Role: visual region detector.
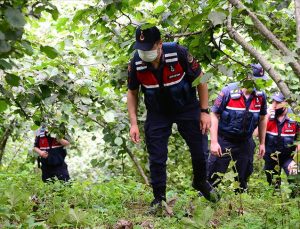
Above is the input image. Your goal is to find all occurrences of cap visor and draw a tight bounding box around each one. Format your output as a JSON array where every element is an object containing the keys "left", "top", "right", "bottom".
[
  {"left": 271, "top": 96, "right": 284, "bottom": 102},
  {"left": 133, "top": 41, "right": 154, "bottom": 51},
  {"left": 253, "top": 75, "right": 268, "bottom": 80}
]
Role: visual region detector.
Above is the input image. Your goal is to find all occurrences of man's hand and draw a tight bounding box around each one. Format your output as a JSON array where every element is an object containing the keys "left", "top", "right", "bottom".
[
  {"left": 39, "top": 151, "right": 48, "bottom": 159},
  {"left": 130, "top": 124, "right": 140, "bottom": 143},
  {"left": 288, "top": 160, "right": 298, "bottom": 175},
  {"left": 210, "top": 142, "right": 222, "bottom": 157},
  {"left": 200, "top": 112, "right": 211, "bottom": 134},
  {"left": 258, "top": 144, "right": 265, "bottom": 159}
]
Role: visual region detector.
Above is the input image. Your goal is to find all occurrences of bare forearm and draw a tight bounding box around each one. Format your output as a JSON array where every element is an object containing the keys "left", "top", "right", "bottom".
[
  {"left": 33, "top": 147, "right": 43, "bottom": 155},
  {"left": 58, "top": 139, "right": 70, "bottom": 146},
  {"left": 210, "top": 113, "right": 219, "bottom": 143},
  {"left": 258, "top": 115, "right": 267, "bottom": 144},
  {"left": 127, "top": 89, "right": 139, "bottom": 126},
  {"left": 197, "top": 82, "right": 209, "bottom": 109}
]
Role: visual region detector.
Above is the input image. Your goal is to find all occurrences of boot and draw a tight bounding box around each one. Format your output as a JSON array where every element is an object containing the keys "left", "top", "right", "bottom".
[
  {"left": 192, "top": 180, "right": 220, "bottom": 203},
  {"left": 150, "top": 186, "right": 166, "bottom": 207}
]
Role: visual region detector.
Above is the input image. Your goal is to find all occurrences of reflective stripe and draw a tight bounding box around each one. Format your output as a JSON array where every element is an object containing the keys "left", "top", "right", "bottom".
[
  {"left": 249, "top": 109, "right": 260, "bottom": 113},
  {"left": 163, "top": 72, "right": 185, "bottom": 87},
  {"left": 226, "top": 106, "right": 246, "bottom": 111},
  {"left": 165, "top": 52, "right": 177, "bottom": 57},
  {"left": 142, "top": 84, "right": 159, "bottom": 89},
  {"left": 135, "top": 61, "right": 143, "bottom": 65},
  {"left": 266, "top": 131, "right": 278, "bottom": 136},
  {"left": 137, "top": 66, "right": 147, "bottom": 71},
  {"left": 165, "top": 58, "right": 178, "bottom": 63},
  {"left": 281, "top": 133, "right": 296, "bottom": 137},
  {"left": 40, "top": 145, "right": 63, "bottom": 150}
]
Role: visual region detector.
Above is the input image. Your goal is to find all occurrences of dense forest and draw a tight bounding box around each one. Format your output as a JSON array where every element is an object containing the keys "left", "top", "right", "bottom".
[{"left": 0, "top": 0, "right": 300, "bottom": 228}]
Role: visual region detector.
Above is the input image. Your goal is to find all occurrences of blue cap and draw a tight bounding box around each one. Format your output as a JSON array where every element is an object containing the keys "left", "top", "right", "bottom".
[
  {"left": 36, "top": 126, "right": 47, "bottom": 137},
  {"left": 133, "top": 26, "right": 161, "bottom": 51},
  {"left": 251, "top": 63, "right": 268, "bottom": 80},
  {"left": 272, "top": 92, "right": 285, "bottom": 102}
]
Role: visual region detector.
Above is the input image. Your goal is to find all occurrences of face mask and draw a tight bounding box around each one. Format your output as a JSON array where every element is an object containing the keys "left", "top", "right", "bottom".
[
  {"left": 137, "top": 49, "right": 158, "bottom": 62},
  {"left": 275, "top": 107, "right": 285, "bottom": 117}
]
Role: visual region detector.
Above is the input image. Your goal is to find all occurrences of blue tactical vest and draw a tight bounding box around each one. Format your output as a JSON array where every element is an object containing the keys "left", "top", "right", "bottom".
[
  {"left": 133, "top": 42, "right": 197, "bottom": 113},
  {"left": 265, "top": 116, "right": 297, "bottom": 153},
  {"left": 218, "top": 83, "right": 264, "bottom": 138}
]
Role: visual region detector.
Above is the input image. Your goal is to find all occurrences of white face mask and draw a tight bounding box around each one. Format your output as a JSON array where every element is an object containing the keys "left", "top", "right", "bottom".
[{"left": 137, "top": 49, "right": 158, "bottom": 62}]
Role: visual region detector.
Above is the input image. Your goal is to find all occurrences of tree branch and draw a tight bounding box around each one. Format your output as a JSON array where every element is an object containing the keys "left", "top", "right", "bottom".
[
  {"left": 0, "top": 119, "right": 15, "bottom": 164},
  {"left": 210, "top": 29, "right": 247, "bottom": 67},
  {"left": 125, "top": 145, "right": 150, "bottom": 186},
  {"left": 227, "top": 3, "right": 298, "bottom": 113},
  {"left": 229, "top": 0, "right": 300, "bottom": 78},
  {"left": 0, "top": 84, "right": 30, "bottom": 119},
  {"left": 165, "top": 30, "right": 203, "bottom": 39}
]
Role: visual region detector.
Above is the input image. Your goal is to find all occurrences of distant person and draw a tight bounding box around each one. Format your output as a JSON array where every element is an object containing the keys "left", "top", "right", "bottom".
[
  {"left": 264, "top": 92, "right": 300, "bottom": 196},
  {"left": 33, "top": 125, "right": 70, "bottom": 182}
]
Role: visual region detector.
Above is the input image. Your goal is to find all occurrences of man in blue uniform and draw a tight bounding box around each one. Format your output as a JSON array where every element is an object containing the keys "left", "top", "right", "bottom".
[
  {"left": 264, "top": 92, "right": 300, "bottom": 194},
  {"left": 34, "top": 126, "right": 70, "bottom": 182},
  {"left": 208, "top": 64, "right": 268, "bottom": 191},
  {"left": 127, "top": 26, "right": 217, "bottom": 206}
]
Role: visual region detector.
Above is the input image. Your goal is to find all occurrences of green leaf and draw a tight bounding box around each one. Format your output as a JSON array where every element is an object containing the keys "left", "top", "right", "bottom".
[
  {"left": 0, "top": 40, "right": 11, "bottom": 53},
  {"left": 153, "top": 5, "right": 166, "bottom": 14},
  {"left": 103, "top": 111, "right": 115, "bottom": 123},
  {"left": 0, "top": 100, "right": 8, "bottom": 112},
  {"left": 46, "top": 7, "right": 59, "bottom": 20},
  {"left": 208, "top": 11, "right": 226, "bottom": 26},
  {"left": 39, "top": 85, "right": 51, "bottom": 98},
  {"left": 21, "top": 41, "right": 34, "bottom": 56},
  {"left": 201, "top": 73, "right": 213, "bottom": 83},
  {"left": 0, "top": 31, "right": 5, "bottom": 40},
  {"left": 141, "top": 23, "right": 156, "bottom": 30},
  {"left": 192, "top": 77, "right": 201, "bottom": 87},
  {"left": 5, "top": 74, "right": 20, "bottom": 86},
  {"left": 244, "top": 16, "right": 253, "bottom": 25},
  {"left": 0, "top": 59, "right": 12, "bottom": 69},
  {"left": 56, "top": 18, "right": 69, "bottom": 31},
  {"left": 4, "top": 8, "right": 26, "bottom": 28},
  {"left": 114, "top": 137, "right": 123, "bottom": 146},
  {"left": 40, "top": 45, "right": 59, "bottom": 59}
]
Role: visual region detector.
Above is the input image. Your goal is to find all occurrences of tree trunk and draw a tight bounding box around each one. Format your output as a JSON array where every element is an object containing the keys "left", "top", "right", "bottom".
[
  {"left": 229, "top": 0, "right": 300, "bottom": 78},
  {"left": 0, "top": 120, "right": 14, "bottom": 164},
  {"left": 227, "top": 3, "right": 298, "bottom": 114}
]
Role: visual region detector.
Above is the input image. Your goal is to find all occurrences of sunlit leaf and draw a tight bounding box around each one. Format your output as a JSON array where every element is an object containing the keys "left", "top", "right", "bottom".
[
  {"left": 0, "top": 100, "right": 8, "bottom": 112},
  {"left": 103, "top": 111, "right": 115, "bottom": 123},
  {"left": 208, "top": 11, "right": 226, "bottom": 26},
  {"left": 153, "top": 5, "right": 166, "bottom": 14},
  {"left": 114, "top": 137, "right": 123, "bottom": 146}
]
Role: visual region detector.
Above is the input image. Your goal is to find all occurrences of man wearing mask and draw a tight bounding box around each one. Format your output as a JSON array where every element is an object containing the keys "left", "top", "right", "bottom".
[
  {"left": 34, "top": 125, "right": 70, "bottom": 182},
  {"left": 208, "top": 63, "right": 268, "bottom": 192},
  {"left": 127, "top": 26, "right": 217, "bottom": 206},
  {"left": 264, "top": 92, "right": 300, "bottom": 195}
]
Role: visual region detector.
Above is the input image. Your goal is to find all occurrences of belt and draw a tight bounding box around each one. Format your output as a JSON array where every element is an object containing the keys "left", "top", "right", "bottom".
[{"left": 219, "top": 132, "right": 249, "bottom": 143}]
